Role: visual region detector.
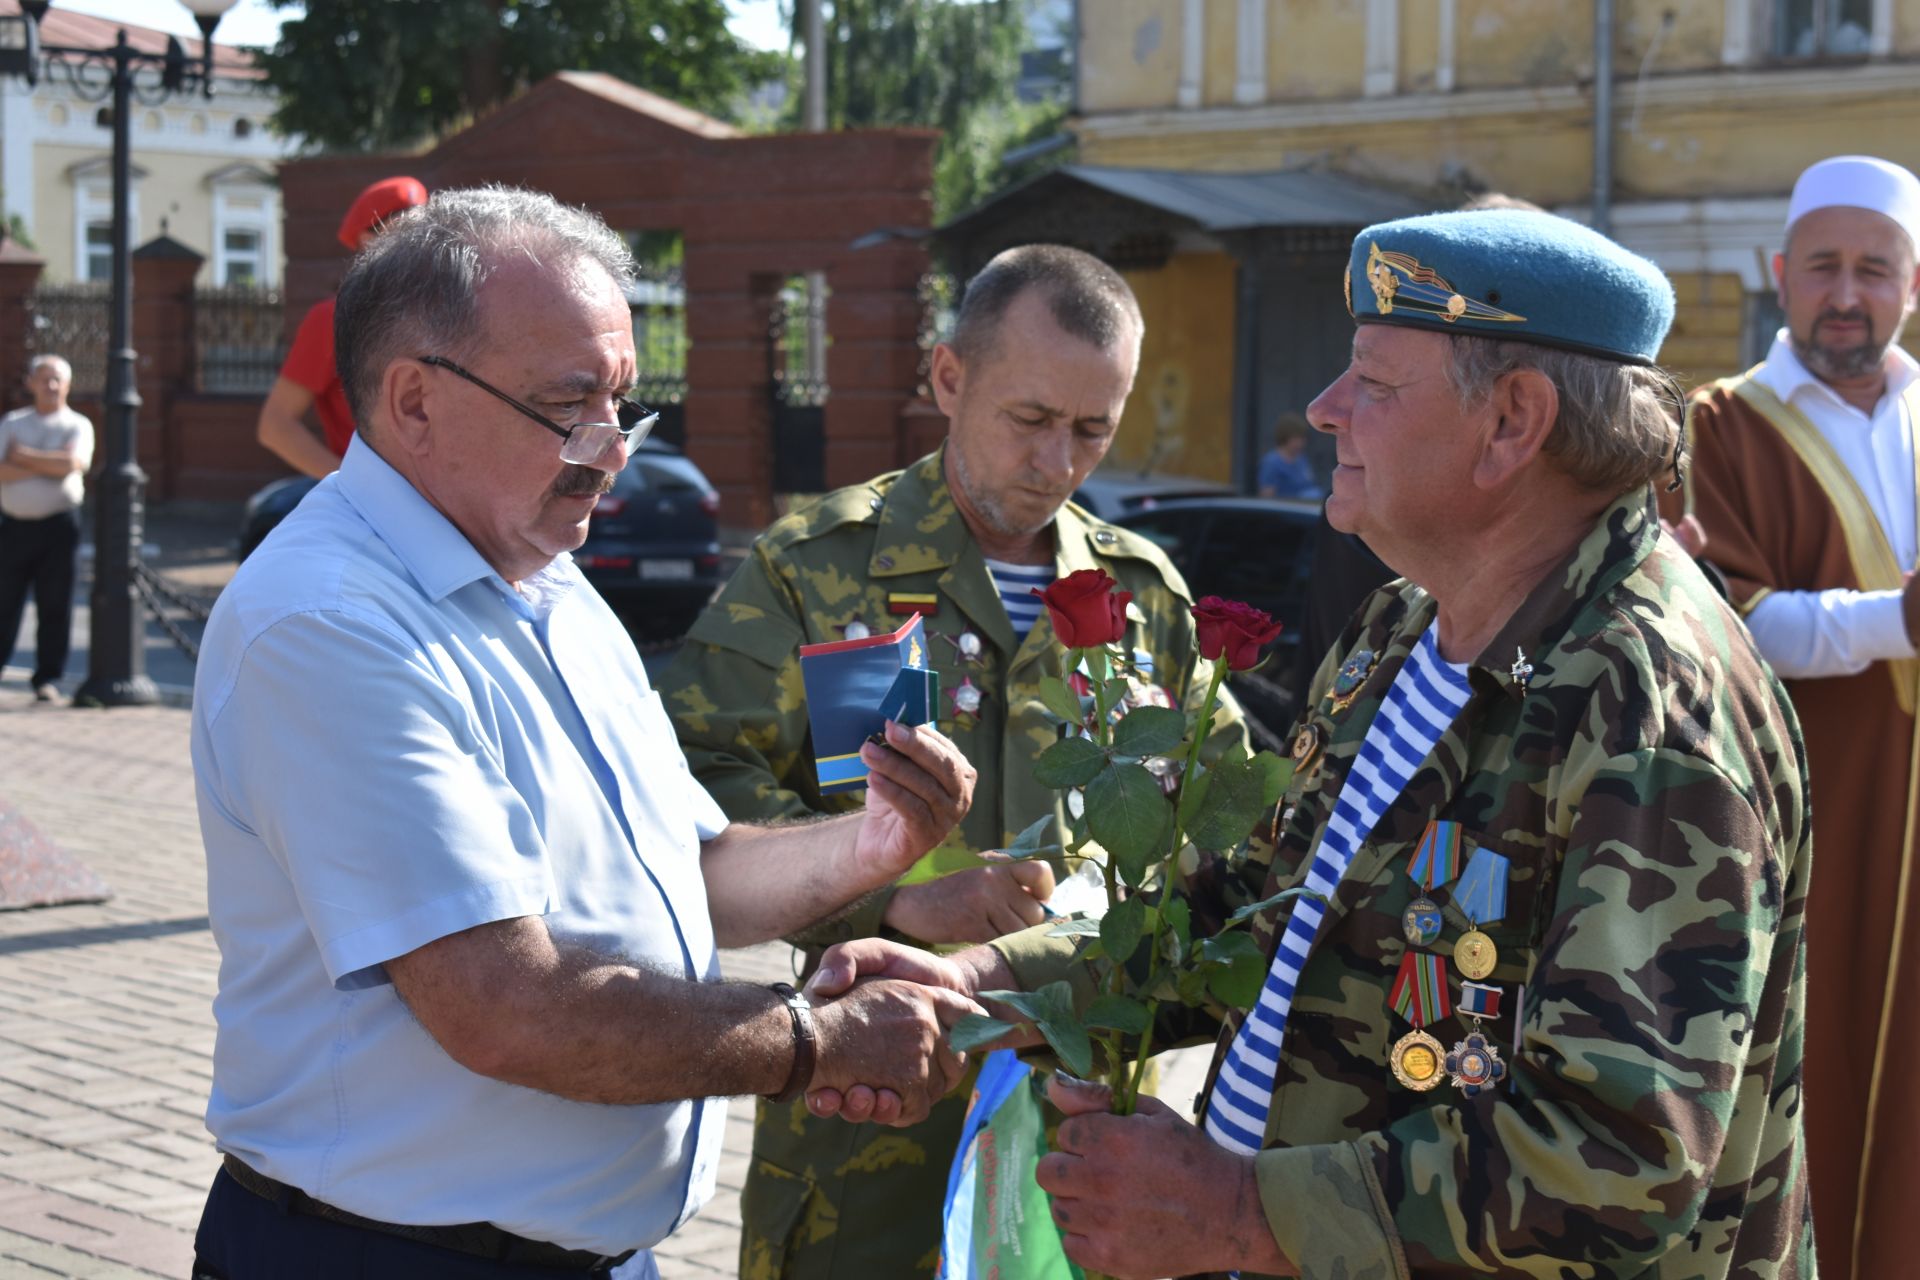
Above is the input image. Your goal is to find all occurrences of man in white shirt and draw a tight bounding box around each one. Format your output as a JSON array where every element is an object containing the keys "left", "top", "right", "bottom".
[
  {"left": 1672, "top": 153, "right": 1920, "bottom": 1280},
  {"left": 0, "top": 355, "right": 93, "bottom": 704},
  {"left": 189, "top": 186, "right": 983, "bottom": 1279}
]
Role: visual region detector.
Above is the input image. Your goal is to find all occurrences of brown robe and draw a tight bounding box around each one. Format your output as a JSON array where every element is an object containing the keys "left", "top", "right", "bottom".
[{"left": 1669, "top": 369, "right": 1920, "bottom": 1280}]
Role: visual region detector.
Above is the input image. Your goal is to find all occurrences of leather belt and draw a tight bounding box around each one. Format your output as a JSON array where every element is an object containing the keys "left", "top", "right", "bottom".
[{"left": 220, "top": 1154, "right": 636, "bottom": 1272}]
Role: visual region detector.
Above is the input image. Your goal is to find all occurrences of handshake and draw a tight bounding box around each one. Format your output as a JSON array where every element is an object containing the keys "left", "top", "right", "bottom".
[{"left": 792, "top": 937, "right": 1012, "bottom": 1126}]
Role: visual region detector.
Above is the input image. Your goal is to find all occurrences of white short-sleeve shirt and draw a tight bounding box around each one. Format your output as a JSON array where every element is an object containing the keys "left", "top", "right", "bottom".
[{"left": 192, "top": 436, "right": 729, "bottom": 1256}]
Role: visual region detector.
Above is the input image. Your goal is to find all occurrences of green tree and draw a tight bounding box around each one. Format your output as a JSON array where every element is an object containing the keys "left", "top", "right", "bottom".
[
  {"left": 787, "top": 0, "right": 1070, "bottom": 219},
  {"left": 255, "top": 0, "right": 784, "bottom": 152}
]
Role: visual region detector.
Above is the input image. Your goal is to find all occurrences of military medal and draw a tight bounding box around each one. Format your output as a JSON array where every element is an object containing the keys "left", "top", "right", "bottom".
[
  {"left": 1452, "top": 846, "right": 1510, "bottom": 982},
  {"left": 1402, "top": 821, "right": 1461, "bottom": 946},
  {"left": 1402, "top": 898, "right": 1443, "bottom": 946},
  {"left": 941, "top": 628, "right": 987, "bottom": 666},
  {"left": 1444, "top": 1031, "right": 1508, "bottom": 1097},
  {"left": 1328, "top": 648, "right": 1377, "bottom": 714},
  {"left": 835, "top": 618, "right": 871, "bottom": 641},
  {"left": 1454, "top": 930, "right": 1498, "bottom": 980},
  {"left": 946, "top": 676, "right": 985, "bottom": 727},
  {"left": 1290, "top": 723, "right": 1324, "bottom": 777},
  {"left": 1388, "top": 952, "right": 1451, "bottom": 1092},
  {"left": 1390, "top": 1029, "right": 1446, "bottom": 1091}
]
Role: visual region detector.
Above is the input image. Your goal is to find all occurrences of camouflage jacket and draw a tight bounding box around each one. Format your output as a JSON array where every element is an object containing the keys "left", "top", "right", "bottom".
[
  {"left": 997, "top": 490, "right": 1816, "bottom": 1279},
  {"left": 659, "top": 448, "right": 1248, "bottom": 946}
]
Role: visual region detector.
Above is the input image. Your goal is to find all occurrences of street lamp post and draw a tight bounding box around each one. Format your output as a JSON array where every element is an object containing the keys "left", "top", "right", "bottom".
[{"left": 0, "top": 0, "right": 238, "bottom": 706}]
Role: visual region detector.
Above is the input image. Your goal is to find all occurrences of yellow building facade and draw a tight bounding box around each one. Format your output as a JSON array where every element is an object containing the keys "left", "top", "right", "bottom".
[{"left": 1068, "top": 0, "right": 1920, "bottom": 482}]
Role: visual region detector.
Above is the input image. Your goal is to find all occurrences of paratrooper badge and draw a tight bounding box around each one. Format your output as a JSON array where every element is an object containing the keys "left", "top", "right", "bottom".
[{"left": 1329, "top": 649, "right": 1377, "bottom": 715}]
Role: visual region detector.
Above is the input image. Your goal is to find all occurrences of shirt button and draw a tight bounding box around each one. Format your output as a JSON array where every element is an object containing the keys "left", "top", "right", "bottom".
[{"left": 1094, "top": 530, "right": 1116, "bottom": 545}]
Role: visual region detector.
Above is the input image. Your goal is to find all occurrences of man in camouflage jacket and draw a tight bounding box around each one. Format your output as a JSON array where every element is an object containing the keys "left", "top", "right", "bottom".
[
  {"left": 657, "top": 246, "right": 1247, "bottom": 1280},
  {"left": 813, "top": 211, "right": 1816, "bottom": 1278}
]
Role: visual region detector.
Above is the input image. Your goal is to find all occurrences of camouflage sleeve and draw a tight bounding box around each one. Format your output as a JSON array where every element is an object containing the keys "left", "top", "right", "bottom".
[
  {"left": 1255, "top": 747, "right": 1792, "bottom": 1278},
  {"left": 658, "top": 544, "right": 895, "bottom": 947}
]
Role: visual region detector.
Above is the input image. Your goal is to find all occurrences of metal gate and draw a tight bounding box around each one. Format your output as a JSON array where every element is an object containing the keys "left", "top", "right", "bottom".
[
  {"left": 769, "top": 275, "right": 827, "bottom": 494},
  {"left": 630, "top": 272, "right": 689, "bottom": 448}
]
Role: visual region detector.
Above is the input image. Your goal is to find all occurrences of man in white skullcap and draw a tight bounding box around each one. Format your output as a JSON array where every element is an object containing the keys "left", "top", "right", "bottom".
[{"left": 1668, "top": 154, "right": 1920, "bottom": 1280}]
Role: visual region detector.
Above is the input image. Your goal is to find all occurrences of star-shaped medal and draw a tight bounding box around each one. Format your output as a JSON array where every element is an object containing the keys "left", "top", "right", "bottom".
[
  {"left": 941, "top": 628, "right": 987, "bottom": 666},
  {"left": 946, "top": 676, "right": 985, "bottom": 727},
  {"left": 836, "top": 618, "right": 871, "bottom": 641}
]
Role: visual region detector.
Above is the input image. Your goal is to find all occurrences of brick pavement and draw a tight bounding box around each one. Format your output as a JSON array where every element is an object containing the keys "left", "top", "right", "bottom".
[{"left": 0, "top": 669, "right": 1210, "bottom": 1280}]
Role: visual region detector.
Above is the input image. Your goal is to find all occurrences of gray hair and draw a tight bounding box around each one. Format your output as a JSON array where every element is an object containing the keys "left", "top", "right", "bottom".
[
  {"left": 27, "top": 354, "right": 71, "bottom": 380},
  {"left": 334, "top": 185, "right": 635, "bottom": 436},
  {"left": 950, "top": 243, "right": 1142, "bottom": 364},
  {"left": 1444, "top": 335, "right": 1684, "bottom": 494}
]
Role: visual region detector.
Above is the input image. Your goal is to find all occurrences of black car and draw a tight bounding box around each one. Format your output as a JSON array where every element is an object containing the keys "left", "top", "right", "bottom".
[
  {"left": 1070, "top": 470, "right": 1233, "bottom": 522},
  {"left": 238, "top": 441, "right": 725, "bottom": 640},
  {"left": 1113, "top": 496, "right": 1322, "bottom": 753},
  {"left": 574, "top": 439, "right": 727, "bottom": 639}
]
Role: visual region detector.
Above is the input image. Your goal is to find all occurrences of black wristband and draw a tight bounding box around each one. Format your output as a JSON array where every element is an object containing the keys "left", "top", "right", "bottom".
[{"left": 767, "top": 981, "right": 816, "bottom": 1104}]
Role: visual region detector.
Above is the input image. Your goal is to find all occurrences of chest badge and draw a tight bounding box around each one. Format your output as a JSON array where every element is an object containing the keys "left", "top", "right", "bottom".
[
  {"left": 1329, "top": 648, "right": 1377, "bottom": 714},
  {"left": 942, "top": 627, "right": 988, "bottom": 667},
  {"left": 947, "top": 675, "right": 985, "bottom": 728},
  {"left": 1289, "top": 722, "right": 1324, "bottom": 777},
  {"left": 836, "top": 618, "right": 871, "bottom": 641},
  {"left": 1510, "top": 646, "right": 1534, "bottom": 693},
  {"left": 1445, "top": 1031, "right": 1508, "bottom": 1097}
]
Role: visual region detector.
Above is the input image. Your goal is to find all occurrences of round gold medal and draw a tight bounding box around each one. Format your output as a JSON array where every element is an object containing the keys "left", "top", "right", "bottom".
[
  {"left": 1390, "top": 1029, "right": 1445, "bottom": 1091},
  {"left": 1454, "top": 929, "right": 1498, "bottom": 980}
]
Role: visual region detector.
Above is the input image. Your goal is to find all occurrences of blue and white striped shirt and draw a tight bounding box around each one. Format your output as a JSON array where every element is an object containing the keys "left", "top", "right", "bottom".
[
  {"left": 986, "top": 558, "right": 1054, "bottom": 640},
  {"left": 1203, "top": 625, "right": 1472, "bottom": 1156}
]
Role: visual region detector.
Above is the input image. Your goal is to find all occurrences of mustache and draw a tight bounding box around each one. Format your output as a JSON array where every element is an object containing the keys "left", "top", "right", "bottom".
[
  {"left": 1814, "top": 308, "right": 1874, "bottom": 334},
  {"left": 552, "top": 464, "right": 615, "bottom": 499}
]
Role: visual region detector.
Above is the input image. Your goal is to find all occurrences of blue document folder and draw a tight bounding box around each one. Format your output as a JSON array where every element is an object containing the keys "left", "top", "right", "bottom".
[{"left": 799, "top": 614, "right": 940, "bottom": 794}]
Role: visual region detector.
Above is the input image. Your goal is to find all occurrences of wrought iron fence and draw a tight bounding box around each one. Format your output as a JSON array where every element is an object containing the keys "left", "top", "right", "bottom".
[
  {"left": 25, "top": 283, "right": 110, "bottom": 395},
  {"left": 195, "top": 284, "right": 285, "bottom": 394},
  {"left": 915, "top": 271, "right": 958, "bottom": 398},
  {"left": 773, "top": 275, "right": 829, "bottom": 408},
  {"left": 629, "top": 276, "right": 689, "bottom": 406}
]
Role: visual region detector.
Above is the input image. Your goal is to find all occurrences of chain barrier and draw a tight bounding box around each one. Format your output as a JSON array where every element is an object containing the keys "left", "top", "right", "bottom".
[{"left": 131, "top": 563, "right": 214, "bottom": 663}]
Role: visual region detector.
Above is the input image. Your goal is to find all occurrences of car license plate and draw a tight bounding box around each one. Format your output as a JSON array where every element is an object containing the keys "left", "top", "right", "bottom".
[{"left": 640, "top": 559, "right": 695, "bottom": 581}]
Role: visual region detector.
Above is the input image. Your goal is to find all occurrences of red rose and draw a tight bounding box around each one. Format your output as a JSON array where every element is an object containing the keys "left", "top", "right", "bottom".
[
  {"left": 1034, "top": 569, "right": 1132, "bottom": 648},
  {"left": 1191, "top": 597, "right": 1283, "bottom": 671}
]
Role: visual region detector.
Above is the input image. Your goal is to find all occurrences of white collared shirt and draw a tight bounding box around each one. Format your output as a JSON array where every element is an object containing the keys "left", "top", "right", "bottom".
[
  {"left": 1742, "top": 331, "right": 1920, "bottom": 678},
  {"left": 192, "top": 436, "right": 728, "bottom": 1255}
]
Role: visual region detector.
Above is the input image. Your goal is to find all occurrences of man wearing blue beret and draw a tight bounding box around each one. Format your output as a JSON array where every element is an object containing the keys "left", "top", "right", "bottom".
[
  {"left": 1666, "top": 154, "right": 1920, "bottom": 1280},
  {"left": 811, "top": 209, "right": 1818, "bottom": 1278}
]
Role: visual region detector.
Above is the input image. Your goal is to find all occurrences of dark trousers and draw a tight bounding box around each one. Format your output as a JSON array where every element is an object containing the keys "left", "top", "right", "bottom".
[
  {"left": 0, "top": 508, "right": 79, "bottom": 686},
  {"left": 192, "top": 1166, "right": 655, "bottom": 1279}
]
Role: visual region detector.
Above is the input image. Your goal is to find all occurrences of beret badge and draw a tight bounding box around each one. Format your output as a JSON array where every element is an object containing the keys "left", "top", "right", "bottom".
[{"left": 1364, "top": 243, "right": 1527, "bottom": 327}]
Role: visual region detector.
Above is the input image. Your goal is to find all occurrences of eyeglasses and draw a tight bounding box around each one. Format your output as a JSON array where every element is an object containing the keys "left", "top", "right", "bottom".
[{"left": 419, "top": 355, "right": 659, "bottom": 466}]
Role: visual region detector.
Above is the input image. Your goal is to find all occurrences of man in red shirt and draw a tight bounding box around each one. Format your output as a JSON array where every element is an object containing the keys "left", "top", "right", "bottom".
[{"left": 254, "top": 176, "right": 427, "bottom": 476}]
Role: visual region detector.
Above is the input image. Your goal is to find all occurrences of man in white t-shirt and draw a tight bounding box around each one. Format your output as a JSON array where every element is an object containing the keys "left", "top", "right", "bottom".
[{"left": 0, "top": 355, "right": 94, "bottom": 703}]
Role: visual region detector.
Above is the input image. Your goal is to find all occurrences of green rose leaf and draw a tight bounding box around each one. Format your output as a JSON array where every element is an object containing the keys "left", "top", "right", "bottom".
[
  {"left": 1086, "top": 762, "right": 1172, "bottom": 886},
  {"left": 1164, "top": 896, "right": 1192, "bottom": 953},
  {"left": 1206, "top": 953, "right": 1267, "bottom": 1009},
  {"left": 1226, "top": 886, "right": 1318, "bottom": 926},
  {"left": 1256, "top": 750, "right": 1293, "bottom": 807},
  {"left": 950, "top": 1014, "right": 1021, "bottom": 1055},
  {"left": 1201, "top": 931, "right": 1264, "bottom": 965},
  {"left": 1110, "top": 706, "right": 1187, "bottom": 758},
  {"left": 980, "top": 982, "right": 1091, "bottom": 1077},
  {"left": 1176, "top": 761, "right": 1213, "bottom": 829},
  {"left": 1100, "top": 895, "right": 1147, "bottom": 967},
  {"left": 1034, "top": 736, "right": 1108, "bottom": 789},
  {"left": 1175, "top": 966, "right": 1211, "bottom": 1005},
  {"left": 1185, "top": 754, "right": 1270, "bottom": 850},
  {"left": 1039, "top": 675, "right": 1087, "bottom": 726},
  {"left": 1086, "top": 993, "right": 1152, "bottom": 1034},
  {"left": 1003, "top": 813, "right": 1061, "bottom": 861}
]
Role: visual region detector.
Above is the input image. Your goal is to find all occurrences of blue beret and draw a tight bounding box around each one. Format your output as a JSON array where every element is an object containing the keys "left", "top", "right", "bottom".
[{"left": 1344, "top": 209, "right": 1676, "bottom": 365}]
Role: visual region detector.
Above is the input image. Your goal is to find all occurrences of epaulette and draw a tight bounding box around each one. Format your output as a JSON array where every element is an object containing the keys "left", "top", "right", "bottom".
[{"left": 757, "top": 469, "right": 905, "bottom": 555}]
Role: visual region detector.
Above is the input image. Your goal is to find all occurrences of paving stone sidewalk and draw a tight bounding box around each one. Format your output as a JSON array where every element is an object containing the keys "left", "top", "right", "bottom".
[{"left": 0, "top": 524, "right": 1212, "bottom": 1279}]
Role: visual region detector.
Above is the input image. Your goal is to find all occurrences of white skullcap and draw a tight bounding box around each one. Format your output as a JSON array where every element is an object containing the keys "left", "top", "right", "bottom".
[{"left": 1786, "top": 155, "right": 1920, "bottom": 250}]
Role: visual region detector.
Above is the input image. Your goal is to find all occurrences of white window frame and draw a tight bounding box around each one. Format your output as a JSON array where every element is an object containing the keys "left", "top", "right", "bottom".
[
  {"left": 208, "top": 167, "right": 280, "bottom": 288},
  {"left": 72, "top": 173, "right": 138, "bottom": 283}
]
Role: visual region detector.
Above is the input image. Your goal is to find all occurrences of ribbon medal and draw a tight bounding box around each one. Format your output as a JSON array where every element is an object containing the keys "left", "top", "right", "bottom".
[
  {"left": 1388, "top": 955, "right": 1451, "bottom": 1092},
  {"left": 1448, "top": 981, "right": 1508, "bottom": 1097},
  {"left": 1402, "top": 820, "right": 1462, "bottom": 946},
  {"left": 1452, "top": 846, "right": 1510, "bottom": 982}
]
